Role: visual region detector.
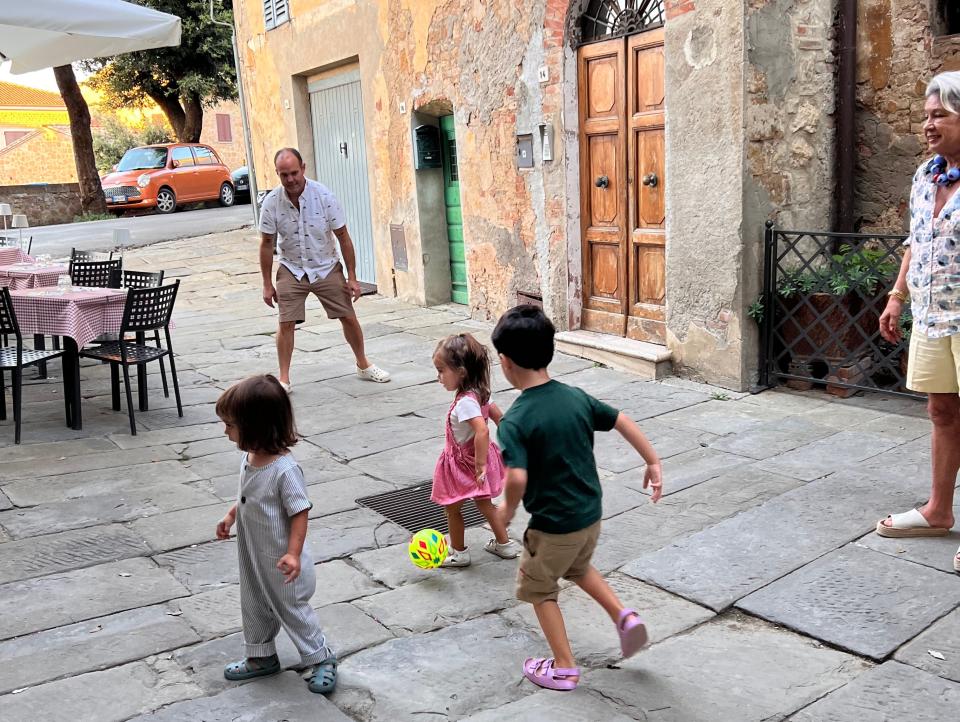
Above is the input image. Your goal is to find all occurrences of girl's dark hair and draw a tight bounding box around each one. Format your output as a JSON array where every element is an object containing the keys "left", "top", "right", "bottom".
[
  {"left": 434, "top": 333, "right": 492, "bottom": 404},
  {"left": 215, "top": 374, "right": 299, "bottom": 454}
]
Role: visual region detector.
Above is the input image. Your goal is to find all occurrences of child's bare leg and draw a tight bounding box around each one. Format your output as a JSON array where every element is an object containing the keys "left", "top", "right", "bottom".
[
  {"left": 474, "top": 498, "right": 510, "bottom": 544},
  {"left": 573, "top": 566, "right": 629, "bottom": 623},
  {"left": 445, "top": 502, "right": 466, "bottom": 550},
  {"left": 533, "top": 600, "right": 578, "bottom": 679}
]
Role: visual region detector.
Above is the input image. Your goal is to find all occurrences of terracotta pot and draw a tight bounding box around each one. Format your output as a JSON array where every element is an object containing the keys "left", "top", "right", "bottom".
[{"left": 778, "top": 292, "right": 880, "bottom": 362}]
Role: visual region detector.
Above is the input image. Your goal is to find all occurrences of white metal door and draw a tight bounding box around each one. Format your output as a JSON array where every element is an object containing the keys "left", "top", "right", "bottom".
[{"left": 309, "top": 73, "right": 376, "bottom": 284}]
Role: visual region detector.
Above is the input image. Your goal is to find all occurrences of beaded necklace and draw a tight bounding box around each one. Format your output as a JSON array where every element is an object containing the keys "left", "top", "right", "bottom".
[{"left": 927, "top": 154, "right": 960, "bottom": 186}]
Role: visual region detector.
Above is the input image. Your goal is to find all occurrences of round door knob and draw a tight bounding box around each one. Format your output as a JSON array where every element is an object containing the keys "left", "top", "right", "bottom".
[
  {"left": 594, "top": 175, "right": 609, "bottom": 189},
  {"left": 642, "top": 173, "right": 658, "bottom": 187}
]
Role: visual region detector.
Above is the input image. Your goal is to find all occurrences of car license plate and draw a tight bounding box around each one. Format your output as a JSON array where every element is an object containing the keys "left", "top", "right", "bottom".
[
  {"left": 237, "top": 182, "right": 247, "bottom": 190},
  {"left": 111, "top": 195, "right": 126, "bottom": 203}
]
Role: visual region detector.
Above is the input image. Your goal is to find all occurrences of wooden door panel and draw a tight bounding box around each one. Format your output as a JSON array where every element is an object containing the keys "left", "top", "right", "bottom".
[
  {"left": 579, "top": 38, "right": 627, "bottom": 331},
  {"left": 626, "top": 28, "right": 666, "bottom": 343}
]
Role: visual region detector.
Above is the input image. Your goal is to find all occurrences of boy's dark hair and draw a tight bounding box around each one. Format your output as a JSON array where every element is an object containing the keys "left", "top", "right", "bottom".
[
  {"left": 434, "top": 333, "right": 492, "bottom": 404},
  {"left": 215, "top": 374, "right": 299, "bottom": 454},
  {"left": 491, "top": 304, "right": 555, "bottom": 370}
]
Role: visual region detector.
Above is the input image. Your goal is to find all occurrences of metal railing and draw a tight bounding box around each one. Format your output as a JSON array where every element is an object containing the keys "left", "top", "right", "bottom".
[{"left": 758, "top": 221, "right": 921, "bottom": 398}]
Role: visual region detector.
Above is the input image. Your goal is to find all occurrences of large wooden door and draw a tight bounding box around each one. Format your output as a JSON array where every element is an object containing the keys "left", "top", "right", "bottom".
[{"left": 578, "top": 28, "right": 666, "bottom": 342}]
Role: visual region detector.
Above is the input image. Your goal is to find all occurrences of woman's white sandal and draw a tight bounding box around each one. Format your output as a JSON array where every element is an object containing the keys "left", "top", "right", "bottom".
[{"left": 357, "top": 364, "right": 390, "bottom": 383}]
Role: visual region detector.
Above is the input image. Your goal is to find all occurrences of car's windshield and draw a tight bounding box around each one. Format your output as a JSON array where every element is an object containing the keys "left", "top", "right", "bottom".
[{"left": 117, "top": 147, "right": 168, "bottom": 171}]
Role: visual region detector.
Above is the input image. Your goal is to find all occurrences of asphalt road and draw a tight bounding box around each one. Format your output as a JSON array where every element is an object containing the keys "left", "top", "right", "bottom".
[{"left": 22, "top": 204, "right": 255, "bottom": 259}]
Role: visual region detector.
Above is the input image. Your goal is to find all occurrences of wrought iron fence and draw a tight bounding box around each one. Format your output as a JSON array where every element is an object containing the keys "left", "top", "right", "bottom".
[{"left": 758, "top": 221, "right": 921, "bottom": 398}]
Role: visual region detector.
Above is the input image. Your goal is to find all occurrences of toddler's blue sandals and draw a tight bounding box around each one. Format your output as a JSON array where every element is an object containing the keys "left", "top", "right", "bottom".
[
  {"left": 223, "top": 654, "right": 281, "bottom": 680},
  {"left": 304, "top": 655, "right": 338, "bottom": 694}
]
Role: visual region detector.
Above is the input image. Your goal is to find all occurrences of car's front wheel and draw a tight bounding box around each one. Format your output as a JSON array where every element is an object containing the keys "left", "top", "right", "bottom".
[
  {"left": 156, "top": 187, "right": 177, "bottom": 214},
  {"left": 219, "top": 182, "right": 235, "bottom": 207}
]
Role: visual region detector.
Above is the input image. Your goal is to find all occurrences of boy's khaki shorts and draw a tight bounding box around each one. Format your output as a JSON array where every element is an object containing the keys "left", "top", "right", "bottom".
[
  {"left": 276, "top": 263, "right": 354, "bottom": 324},
  {"left": 906, "top": 329, "right": 960, "bottom": 394},
  {"left": 516, "top": 521, "right": 601, "bottom": 605}
]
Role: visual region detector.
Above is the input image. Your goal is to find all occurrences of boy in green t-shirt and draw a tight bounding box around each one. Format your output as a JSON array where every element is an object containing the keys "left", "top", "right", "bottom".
[{"left": 493, "top": 305, "right": 663, "bottom": 692}]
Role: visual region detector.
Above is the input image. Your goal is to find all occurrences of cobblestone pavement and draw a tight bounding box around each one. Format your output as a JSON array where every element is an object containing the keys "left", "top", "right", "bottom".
[{"left": 1, "top": 230, "right": 959, "bottom": 721}]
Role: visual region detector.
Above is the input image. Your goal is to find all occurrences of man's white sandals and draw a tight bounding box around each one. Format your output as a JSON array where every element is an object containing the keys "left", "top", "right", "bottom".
[
  {"left": 357, "top": 364, "right": 390, "bottom": 383},
  {"left": 875, "top": 508, "right": 950, "bottom": 538},
  {"left": 278, "top": 380, "right": 292, "bottom": 394}
]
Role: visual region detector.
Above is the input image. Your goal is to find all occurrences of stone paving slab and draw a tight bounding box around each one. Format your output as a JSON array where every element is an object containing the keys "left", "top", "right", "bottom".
[
  {"left": 706, "top": 414, "right": 837, "bottom": 460},
  {"left": 304, "top": 508, "right": 409, "bottom": 563},
  {"left": 294, "top": 381, "right": 451, "bottom": 435},
  {"left": 620, "top": 472, "right": 933, "bottom": 611},
  {"left": 347, "top": 436, "right": 446, "bottom": 485},
  {"left": 593, "top": 418, "right": 719, "bottom": 473},
  {"left": 0, "top": 489, "right": 10, "bottom": 512},
  {"left": 500, "top": 573, "right": 714, "bottom": 667},
  {"left": 894, "top": 608, "right": 960, "bottom": 683},
  {"left": 332, "top": 615, "right": 540, "bottom": 721},
  {"left": 0, "top": 523, "right": 151, "bottom": 584},
  {"left": 108, "top": 422, "right": 224, "bottom": 450},
  {"left": 756, "top": 430, "right": 900, "bottom": 481},
  {"left": 463, "top": 689, "right": 637, "bottom": 722},
  {"left": 737, "top": 545, "right": 960, "bottom": 660},
  {"left": 0, "top": 483, "right": 221, "bottom": 539},
  {"left": 130, "top": 500, "right": 236, "bottom": 552},
  {"left": 654, "top": 396, "right": 795, "bottom": 435},
  {"left": 309, "top": 414, "right": 442, "bottom": 461},
  {"left": 856, "top": 528, "right": 960, "bottom": 574},
  {"left": 0, "top": 659, "right": 202, "bottom": 722},
  {"left": 154, "top": 540, "right": 238, "bottom": 594},
  {"left": 788, "top": 661, "right": 960, "bottom": 721},
  {"left": 0, "top": 604, "right": 200, "bottom": 694},
  {"left": 1, "top": 460, "right": 201, "bottom": 507},
  {"left": 128, "top": 670, "right": 351, "bottom": 721},
  {"left": 644, "top": 446, "right": 754, "bottom": 495},
  {"left": 0, "top": 445, "right": 180, "bottom": 482},
  {"left": 353, "top": 559, "right": 519, "bottom": 635},
  {"left": 584, "top": 613, "right": 869, "bottom": 722},
  {"left": 0, "top": 557, "right": 189, "bottom": 641},
  {"left": 0, "top": 436, "right": 118, "bottom": 462}
]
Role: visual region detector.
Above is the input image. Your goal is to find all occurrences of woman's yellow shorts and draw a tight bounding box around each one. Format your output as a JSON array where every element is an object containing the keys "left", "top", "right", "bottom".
[{"left": 907, "top": 329, "right": 960, "bottom": 394}]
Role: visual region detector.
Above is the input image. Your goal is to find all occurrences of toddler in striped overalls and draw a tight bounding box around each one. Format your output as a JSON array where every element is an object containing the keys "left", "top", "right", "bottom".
[{"left": 214, "top": 374, "right": 338, "bottom": 694}]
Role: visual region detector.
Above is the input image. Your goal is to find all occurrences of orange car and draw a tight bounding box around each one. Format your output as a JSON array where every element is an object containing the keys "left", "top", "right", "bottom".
[{"left": 100, "top": 143, "right": 235, "bottom": 215}]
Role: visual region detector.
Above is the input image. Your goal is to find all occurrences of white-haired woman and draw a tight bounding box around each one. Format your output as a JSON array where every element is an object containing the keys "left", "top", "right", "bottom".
[{"left": 878, "top": 71, "right": 960, "bottom": 572}]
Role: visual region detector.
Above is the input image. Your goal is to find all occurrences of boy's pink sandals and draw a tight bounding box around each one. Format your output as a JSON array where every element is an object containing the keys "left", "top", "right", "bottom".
[{"left": 523, "top": 608, "right": 648, "bottom": 692}]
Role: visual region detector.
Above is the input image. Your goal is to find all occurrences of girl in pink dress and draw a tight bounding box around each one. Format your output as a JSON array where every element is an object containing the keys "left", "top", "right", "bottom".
[{"left": 432, "top": 333, "right": 520, "bottom": 567}]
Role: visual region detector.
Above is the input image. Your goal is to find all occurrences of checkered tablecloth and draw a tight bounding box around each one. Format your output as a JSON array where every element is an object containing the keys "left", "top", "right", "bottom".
[
  {"left": 0, "top": 263, "right": 69, "bottom": 290},
  {"left": 10, "top": 287, "right": 127, "bottom": 348},
  {"left": 0, "top": 247, "right": 31, "bottom": 265}
]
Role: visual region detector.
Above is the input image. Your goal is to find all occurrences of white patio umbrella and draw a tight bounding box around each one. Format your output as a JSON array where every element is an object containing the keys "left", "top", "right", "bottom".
[{"left": 0, "top": 0, "right": 181, "bottom": 74}]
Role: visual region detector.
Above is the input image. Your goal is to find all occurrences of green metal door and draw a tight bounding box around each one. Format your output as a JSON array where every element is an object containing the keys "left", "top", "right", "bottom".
[{"left": 441, "top": 115, "right": 467, "bottom": 304}]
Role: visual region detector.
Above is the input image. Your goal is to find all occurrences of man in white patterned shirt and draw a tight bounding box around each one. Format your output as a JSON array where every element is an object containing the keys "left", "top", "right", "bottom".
[{"left": 259, "top": 148, "right": 389, "bottom": 391}]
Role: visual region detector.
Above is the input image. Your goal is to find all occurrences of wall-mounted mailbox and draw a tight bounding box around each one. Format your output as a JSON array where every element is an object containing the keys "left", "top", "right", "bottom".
[
  {"left": 414, "top": 124, "right": 442, "bottom": 169},
  {"left": 517, "top": 134, "right": 534, "bottom": 168}
]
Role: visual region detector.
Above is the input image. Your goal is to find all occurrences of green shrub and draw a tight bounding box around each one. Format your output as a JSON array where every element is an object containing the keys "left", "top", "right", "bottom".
[{"left": 93, "top": 117, "right": 173, "bottom": 174}]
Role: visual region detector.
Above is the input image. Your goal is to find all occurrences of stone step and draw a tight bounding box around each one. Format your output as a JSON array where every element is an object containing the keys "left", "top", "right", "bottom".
[{"left": 555, "top": 330, "right": 672, "bottom": 379}]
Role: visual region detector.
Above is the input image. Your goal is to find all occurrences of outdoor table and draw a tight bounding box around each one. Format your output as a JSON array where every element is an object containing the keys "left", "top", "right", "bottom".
[
  {"left": 9, "top": 286, "right": 127, "bottom": 430},
  {"left": 0, "top": 262, "right": 69, "bottom": 290},
  {"left": 0, "top": 247, "right": 31, "bottom": 265}
]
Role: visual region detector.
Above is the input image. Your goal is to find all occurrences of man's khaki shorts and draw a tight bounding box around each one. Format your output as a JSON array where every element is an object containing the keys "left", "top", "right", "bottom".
[
  {"left": 906, "top": 329, "right": 960, "bottom": 394},
  {"left": 516, "top": 520, "right": 601, "bottom": 605},
  {"left": 276, "top": 263, "right": 354, "bottom": 324}
]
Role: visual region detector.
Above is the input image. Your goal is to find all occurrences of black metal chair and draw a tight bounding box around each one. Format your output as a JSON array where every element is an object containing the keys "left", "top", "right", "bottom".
[
  {"left": 80, "top": 280, "right": 182, "bottom": 435},
  {"left": 0, "top": 288, "right": 69, "bottom": 444},
  {"left": 106, "top": 268, "right": 168, "bottom": 398},
  {"left": 70, "top": 247, "right": 113, "bottom": 265},
  {"left": 70, "top": 258, "right": 123, "bottom": 288}
]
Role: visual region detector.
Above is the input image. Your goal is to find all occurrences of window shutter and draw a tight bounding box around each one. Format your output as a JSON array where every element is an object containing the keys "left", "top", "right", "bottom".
[
  {"left": 216, "top": 114, "right": 232, "bottom": 143},
  {"left": 274, "top": 0, "right": 289, "bottom": 26},
  {"left": 263, "top": 0, "right": 275, "bottom": 30}
]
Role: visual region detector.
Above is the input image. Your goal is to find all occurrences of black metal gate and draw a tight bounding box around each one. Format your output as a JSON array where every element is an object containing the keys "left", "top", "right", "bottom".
[{"left": 758, "top": 221, "right": 921, "bottom": 398}]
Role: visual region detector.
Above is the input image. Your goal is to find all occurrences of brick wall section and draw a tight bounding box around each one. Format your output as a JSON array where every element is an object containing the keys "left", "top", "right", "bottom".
[
  {"left": 0, "top": 183, "right": 82, "bottom": 227},
  {"left": 856, "top": 0, "right": 960, "bottom": 232},
  {"left": 0, "top": 127, "right": 78, "bottom": 186},
  {"left": 200, "top": 100, "right": 247, "bottom": 171},
  {"left": 665, "top": 0, "right": 695, "bottom": 19}
]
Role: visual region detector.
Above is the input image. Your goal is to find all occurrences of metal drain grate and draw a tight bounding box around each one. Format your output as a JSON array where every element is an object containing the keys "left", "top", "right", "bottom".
[{"left": 355, "top": 482, "right": 486, "bottom": 534}]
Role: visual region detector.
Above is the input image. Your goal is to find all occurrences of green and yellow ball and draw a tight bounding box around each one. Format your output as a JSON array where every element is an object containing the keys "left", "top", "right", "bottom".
[{"left": 408, "top": 528, "right": 448, "bottom": 569}]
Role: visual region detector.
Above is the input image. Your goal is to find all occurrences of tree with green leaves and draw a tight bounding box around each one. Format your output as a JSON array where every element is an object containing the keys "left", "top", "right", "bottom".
[{"left": 84, "top": 0, "right": 236, "bottom": 142}]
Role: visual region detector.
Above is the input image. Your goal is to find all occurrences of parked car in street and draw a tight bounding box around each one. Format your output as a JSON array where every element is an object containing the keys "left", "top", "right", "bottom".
[
  {"left": 100, "top": 143, "right": 235, "bottom": 215},
  {"left": 231, "top": 165, "right": 250, "bottom": 203}
]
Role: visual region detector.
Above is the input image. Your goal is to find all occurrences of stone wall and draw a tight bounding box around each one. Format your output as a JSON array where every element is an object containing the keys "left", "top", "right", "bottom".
[
  {"left": 0, "top": 183, "right": 83, "bottom": 227},
  {"left": 200, "top": 100, "right": 247, "bottom": 171},
  {"left": 0, "top": 126, "right": 78, "bottom": 186},
  {"left": 856, "top": 0, "right": 960, "bottom": 232}
]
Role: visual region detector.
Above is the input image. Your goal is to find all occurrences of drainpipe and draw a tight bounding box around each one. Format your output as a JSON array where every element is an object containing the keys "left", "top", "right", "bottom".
[
  {"left": 835, "top": 0, "right": 857, "bottom": 235},
  {"left": 211, "top": 0, "right": 260, "bottom": 227}
]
